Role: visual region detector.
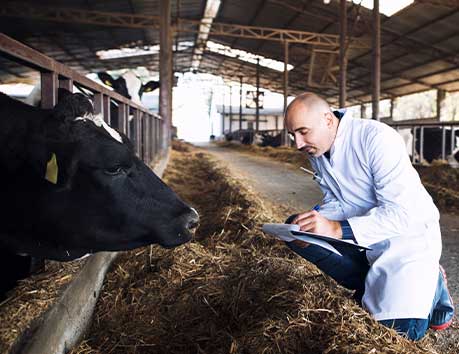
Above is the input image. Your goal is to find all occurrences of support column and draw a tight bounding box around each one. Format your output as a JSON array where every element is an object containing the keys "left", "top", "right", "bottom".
[
  {"left": 41, "top": 72, "right": 58, "bottom": 109},
  {"left": 437, "top": 89, "right": 446, "bottom": 121},
  {"left": 256, "top": 58, "right": 260, "bottom": 132},
  {"left": 159, "top": 0, "right": 172, "bottom": 151},
  {"left": 229, "top": 85, "right": 233, "bottom": 133},
  {"left": 390, "top": 98, "right": 394, "bottom": 119},
  {"left": 59, "top": 78, "right": 73, "bottom": 92},
  {"left": 239, "top": 76, "right": 243, "bottom": 131},
  {"left": 339, "top": 0, "right": 347, "bottom": 108},
  {"left": 372, "top": 0, "right": 381, "bottom": 120},
  {"left": 283, "top": 41, "right": 289, "bottom": 145},
  {"left": 360, "top": 104, "right": 366, "bottom": 119},
  {"left": 222, "top": 89, "right": 225, "bottom": 135}
]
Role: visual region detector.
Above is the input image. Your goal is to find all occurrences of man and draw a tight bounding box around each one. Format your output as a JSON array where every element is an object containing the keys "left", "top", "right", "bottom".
[{"left": 284, "top": 92, "right": 454, "bottom": 340}]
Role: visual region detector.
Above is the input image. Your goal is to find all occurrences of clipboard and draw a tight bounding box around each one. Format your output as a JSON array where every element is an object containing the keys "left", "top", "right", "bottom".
[{"left": 262, "top": 223, "right": 371, "bottom": 256}]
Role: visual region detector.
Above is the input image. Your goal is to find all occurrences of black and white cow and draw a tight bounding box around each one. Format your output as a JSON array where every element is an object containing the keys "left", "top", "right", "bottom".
[
  {"left": 0, "top": 90, "right": 197, "bottom": 295},
  {"left": 97, "top": 71, "right": 160, "bottom": 105},
  {"left": 399, "top": 127, "right": 459, "bottom": 164}
]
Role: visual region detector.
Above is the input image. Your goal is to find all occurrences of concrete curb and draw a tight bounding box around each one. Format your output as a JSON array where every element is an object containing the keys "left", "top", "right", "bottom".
[{"left": 18, "top": 149, "right": 171, "bottom": 354}]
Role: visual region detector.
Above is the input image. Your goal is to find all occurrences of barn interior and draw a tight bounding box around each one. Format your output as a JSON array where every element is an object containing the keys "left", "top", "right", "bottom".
[{"left": 1, "top": 1, "right": 459, "bottom": 353}]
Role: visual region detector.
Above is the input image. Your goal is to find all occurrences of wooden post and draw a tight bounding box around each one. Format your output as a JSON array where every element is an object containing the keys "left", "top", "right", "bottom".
[
  {"left": 159, "top": 0, "right": 172, "bottom": 151},
  {"left": 437, "top": 89, "right": 446, "bottom": 121},
  {"left": 222, "top": 89, "right": 225, "bottom": 135},
  {"left": 239, "top": 76, "right": 243, "bottom": 131},
  {"left": 59, "top": 78, "right": 73, "bottom": 92},
  {"left": 103, "top": 95, "right": 111, "bottom": 124},
  {"left": 256, "top": 58, "right": 260, "bottom": 132},
  {"left": 283, "top": 41, "right": 289, "bottom": 145},
  {"left": 229, "top": 85, "right": 233, "bottom": 133},
  {"left": 40, "top": 72, "right": 57, "bottom": 109},
  {"left": 390, "top": 98, "right": 394, "bottom": 119},
  {"left": 372, "top": 0, "right": 381, "bottom": 120},
  {"left": 339, "top": 0, "right": 347, "bottom": 108},
  {"left": 118, "top": 103, "right": 127, "bottom": 135},
  {"left": 360, "top": 104, "right": 366, "bottom": 119},
  {"left": 134, "top": 110, "right": 141, "bottom": 158},
  {"left": 93, "top": 93, "right": 103, "bottom": 116}
]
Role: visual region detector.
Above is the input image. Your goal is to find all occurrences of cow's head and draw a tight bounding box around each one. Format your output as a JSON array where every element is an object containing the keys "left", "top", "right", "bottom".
[
  {"left": 97, "top": 71, "right": 160, "bottom": 105},
  {"left": 0, "top": 90, "right": 198, "bottom": 261}
]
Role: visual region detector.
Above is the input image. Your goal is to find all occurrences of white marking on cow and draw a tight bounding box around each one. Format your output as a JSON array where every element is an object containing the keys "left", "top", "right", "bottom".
[
  {"left": 75, "top": 113, "right": 123, "bottom": 143},
  {"left": 122, "top": 71, "right": 142, "bottom": 105}
]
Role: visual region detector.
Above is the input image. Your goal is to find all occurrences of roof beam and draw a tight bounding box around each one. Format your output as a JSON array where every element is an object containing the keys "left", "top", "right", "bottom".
[{"left": 0, "top": 2, "right": 369, "bottom": 48}]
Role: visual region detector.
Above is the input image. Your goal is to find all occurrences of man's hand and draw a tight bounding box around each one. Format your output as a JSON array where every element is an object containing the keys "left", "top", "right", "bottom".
[{"left": 291, "top": 210, "right": 342, "bottom": 248}]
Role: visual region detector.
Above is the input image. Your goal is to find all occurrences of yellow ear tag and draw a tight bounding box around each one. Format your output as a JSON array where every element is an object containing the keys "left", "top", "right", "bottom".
[{"left": 45, "top": 153, "right": 58, "bottom": 184}]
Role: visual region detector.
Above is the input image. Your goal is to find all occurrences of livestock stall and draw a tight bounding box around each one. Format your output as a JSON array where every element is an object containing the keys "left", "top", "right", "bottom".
[{"left": 0, "top": 33, "right": 168, "bottom": 353}]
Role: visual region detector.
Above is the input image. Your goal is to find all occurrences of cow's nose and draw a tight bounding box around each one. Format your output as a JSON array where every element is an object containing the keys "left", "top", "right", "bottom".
[{"left": 186, "top": 207, "right": 200, "bottom": 230}]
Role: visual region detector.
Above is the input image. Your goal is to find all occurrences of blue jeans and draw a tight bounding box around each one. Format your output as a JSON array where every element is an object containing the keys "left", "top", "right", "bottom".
[{"left": 285, "top": 214, "right": 429, "bottom": 341}]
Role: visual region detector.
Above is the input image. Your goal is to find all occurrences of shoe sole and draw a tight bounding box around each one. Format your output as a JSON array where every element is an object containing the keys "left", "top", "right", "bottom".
[
  {"left": 431, "top": 317, "right": 453, "bottom": 331},
  {"left": 430, "top": 265, "right": 455, "bottom": 331}
]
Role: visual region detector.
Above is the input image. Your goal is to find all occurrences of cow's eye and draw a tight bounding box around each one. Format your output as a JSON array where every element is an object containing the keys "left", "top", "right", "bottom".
[{"left": 103, "top": 166, "right": 125, "bottom": 176}]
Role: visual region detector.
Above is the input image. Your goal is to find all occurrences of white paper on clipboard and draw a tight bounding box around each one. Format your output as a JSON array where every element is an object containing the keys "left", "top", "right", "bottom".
[{"left": 262, "top": 223, "right": 372, "bottom": 257}]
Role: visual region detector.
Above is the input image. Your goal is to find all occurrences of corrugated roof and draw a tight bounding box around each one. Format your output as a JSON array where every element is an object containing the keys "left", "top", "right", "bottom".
[{"left": 1, "top": 0, "right": 459, "bottom": 106}]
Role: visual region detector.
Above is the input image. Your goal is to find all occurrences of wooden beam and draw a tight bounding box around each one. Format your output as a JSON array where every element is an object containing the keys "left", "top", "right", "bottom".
[
  {"left": 159, "top": 0, "right": 172, "bottom": 151},
  {"left": 0, "top": 2, "right": 370, "bottom": 48}
]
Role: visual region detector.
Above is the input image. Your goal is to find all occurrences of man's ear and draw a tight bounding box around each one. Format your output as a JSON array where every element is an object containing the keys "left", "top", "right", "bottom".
[
  {"left": 139, "top": 80, "right": 160, "bottom": 97},
  {"left": 98, "top": 72, "right": 115, "bottom": 88},
  {"left": 325, "top": 111, "right": 335, "bottom": 127}
]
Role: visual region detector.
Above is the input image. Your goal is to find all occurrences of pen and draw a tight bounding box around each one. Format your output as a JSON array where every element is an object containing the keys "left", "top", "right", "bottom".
[{"left": 300, "top": 166, "right": 322, "bottom": 182}]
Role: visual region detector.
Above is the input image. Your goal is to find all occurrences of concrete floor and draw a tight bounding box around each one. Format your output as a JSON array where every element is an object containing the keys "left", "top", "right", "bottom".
[{"left": 200, "top": 143, "right": 459, "bottom": 351}]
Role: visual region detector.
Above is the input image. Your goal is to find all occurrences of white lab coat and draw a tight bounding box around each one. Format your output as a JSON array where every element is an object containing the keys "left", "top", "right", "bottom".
[{"left": 309, "top": 109, "right": 441, "bottom": 321}]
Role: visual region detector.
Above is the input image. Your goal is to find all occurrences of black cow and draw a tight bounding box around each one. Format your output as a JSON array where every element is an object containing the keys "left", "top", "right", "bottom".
[
  {"left": 97, "top": 71, "right": 160, "bottom": 105},
  {"left": 413, "top": 128, "right": 459, "bottom": 163},
  {"left": 260, "top": 132, "right": 282, "bottom": 147},
  {"left": 0, "top": 91, "right": 197, "bottom": 295}
]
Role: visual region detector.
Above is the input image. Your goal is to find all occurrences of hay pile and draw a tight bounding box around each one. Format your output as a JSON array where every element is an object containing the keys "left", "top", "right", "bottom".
[
  {"left": 217, "top": 142, "right": 459, "bottom": 214},
  {"left": 0, "top": 259, "right": 84, "bottom": 353},
  {"left": 71, "top": 144, "right": 439, "bottom": 354}
]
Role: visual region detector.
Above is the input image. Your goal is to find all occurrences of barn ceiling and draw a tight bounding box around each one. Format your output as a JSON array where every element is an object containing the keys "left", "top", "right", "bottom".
[{"left": 1, "top": 0, "right": 459, "bottom": 106}]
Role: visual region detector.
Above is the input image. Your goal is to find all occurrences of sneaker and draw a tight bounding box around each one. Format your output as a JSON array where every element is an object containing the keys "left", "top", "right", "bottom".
[{"left": 430, "top": 265, "right": 455, "bottom": 330}]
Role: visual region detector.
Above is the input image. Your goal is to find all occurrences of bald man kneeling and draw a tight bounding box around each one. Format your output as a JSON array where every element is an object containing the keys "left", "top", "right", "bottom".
[{"left": 284, "top": 93, "right": 454, "bottom": 340}]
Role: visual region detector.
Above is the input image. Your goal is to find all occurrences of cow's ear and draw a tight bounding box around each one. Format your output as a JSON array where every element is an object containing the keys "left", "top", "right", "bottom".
[
  {"left": 98, "top": 72, "right": 115, "bottom": 87},
  {"left": 52, "top": 92, "right": 94, "bottom": 124},
  {"left": 44, "top": 152, "right": 59, "bottom": 184},
  {"left": 43, "top": 144, "right": 80, "bottom": 189},
  {"left": 139, "top": 80, "right": 160, "bottom": 96}
]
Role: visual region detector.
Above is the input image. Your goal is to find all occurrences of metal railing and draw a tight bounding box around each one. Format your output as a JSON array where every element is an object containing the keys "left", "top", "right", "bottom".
[
  {"left": 389, "top": 121, "right": 459, "bottom": 164},
  {"left": 0, "top": 33, "right": 163, "bottom": 163}
]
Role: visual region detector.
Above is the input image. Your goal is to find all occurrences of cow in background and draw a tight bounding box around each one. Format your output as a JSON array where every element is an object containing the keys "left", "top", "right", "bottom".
[
  {"left": 397, "top": 127, "right": 459, "bottom": 164},
  {"left": 0, "top": 90, "right": 198, "bottom": 298},
  {"left": 97, "top": 71, "right": 160, "bottom": 105},
  {"left": 97, "top": 71, "right": 160, "bottom": 140}
]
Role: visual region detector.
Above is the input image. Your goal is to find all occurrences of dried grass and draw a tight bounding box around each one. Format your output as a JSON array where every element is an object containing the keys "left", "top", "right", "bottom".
[
  {"left": 0, "top": 259, "right": 85, "bottom": 353},
  {"left": 70, "top": 144, "right": 440, "bottom": 354}
]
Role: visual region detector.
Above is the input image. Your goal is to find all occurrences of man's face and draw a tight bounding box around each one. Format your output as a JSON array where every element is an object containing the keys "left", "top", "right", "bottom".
[{"left": 286, "top": 104, "right": 335, "bottom": 157}]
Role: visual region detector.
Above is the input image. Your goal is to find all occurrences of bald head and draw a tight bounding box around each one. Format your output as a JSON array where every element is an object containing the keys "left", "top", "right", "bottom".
[
  {"left": 285, "top": 92, "right": 332, "bottom": 121},
  {"left": 284, "top": 92, "right": 339, "bottom": 157}
]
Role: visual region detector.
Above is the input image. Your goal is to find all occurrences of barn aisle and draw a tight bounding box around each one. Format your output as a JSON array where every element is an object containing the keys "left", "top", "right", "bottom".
[{"left": 199, "top": 143, "right": 459, "bottom": 339}]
